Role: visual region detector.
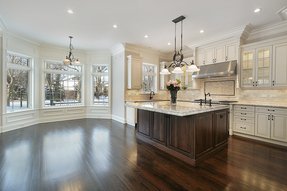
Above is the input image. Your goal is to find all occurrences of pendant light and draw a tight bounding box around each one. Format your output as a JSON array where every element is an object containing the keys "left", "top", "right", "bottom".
[
  {"left": 160, "top": 16, "right": 200, "bottom": 75},
  {"left": 63, "top": 36, "right": 80, "bottom": 65}
]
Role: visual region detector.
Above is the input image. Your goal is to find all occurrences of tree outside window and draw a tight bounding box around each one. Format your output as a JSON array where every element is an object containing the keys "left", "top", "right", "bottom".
[
  {"left": 92, "top": 65, "right": 109, "bottom": 105},
  {"left": 6, "top": 53, "right": 31, "bottom": 112},
  {"left": 44, "top": 61, "right": 82, "bottom": 107}
]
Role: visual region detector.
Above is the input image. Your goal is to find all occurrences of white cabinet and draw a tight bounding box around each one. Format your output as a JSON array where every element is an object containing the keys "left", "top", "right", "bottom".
[
  {"left": 255, "top": 112, "right": 271, "bottom": 138},
  {"left": 196, "top": 42, "right": 239, "bottom": 66},
  {"left": 225, "top": 43, "right": 238, "bottom": 61},
  {"left": 196, "top": 49, "right": 205, "bottom": 66},
  {"left": 127, "top": 55, "right": 142, "bottom": 90},
  {"left": 241, "top": 46, "right": 272, "bottom": 88},
  {"left": 272, "top": 43, "right": 287, "bottom": 87},
  {"left": 271, "top": 114, "right": 287, "bottom": 142},
  {"left": 255, "top": 107, "right": 287, "bottom": 142},
  {"left": 233, "top": 105, "right": 255, "bottom": 135}
]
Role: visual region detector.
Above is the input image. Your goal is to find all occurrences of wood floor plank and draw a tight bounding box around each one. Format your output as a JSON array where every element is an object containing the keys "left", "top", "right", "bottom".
[{"left": 0, "top": 118, "right": 286, "bottom": 191}]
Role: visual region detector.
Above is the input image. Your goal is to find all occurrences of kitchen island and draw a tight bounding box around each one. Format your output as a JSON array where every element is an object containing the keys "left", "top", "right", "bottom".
[{"left": 126, "top": 101, "right": 230, "bottom": 166}]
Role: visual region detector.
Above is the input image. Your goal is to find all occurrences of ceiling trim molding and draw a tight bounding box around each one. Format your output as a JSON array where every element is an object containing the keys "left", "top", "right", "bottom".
[
  {"left": 111, "top": 43, "right": 125, "bottom": 56},
  {"left": 188, "top": 25, "right": 247, "bottom": 48},
  {"left": 0, "top": 16, "right": 7, "bottom": 31},
  {"left": 245, "top": 20, "right": 287, "bottom": 44},
  {"left": 4, "top": 31, "right": 40, "bottom": 46}
]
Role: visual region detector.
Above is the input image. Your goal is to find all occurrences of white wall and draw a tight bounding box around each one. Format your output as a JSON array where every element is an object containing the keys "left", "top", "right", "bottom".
[
  {"left": 111, "top": 44, "right": 126, "bottom": 123},
  {"left": 0, "top": 33, "right": 112, "bottom": 132}
]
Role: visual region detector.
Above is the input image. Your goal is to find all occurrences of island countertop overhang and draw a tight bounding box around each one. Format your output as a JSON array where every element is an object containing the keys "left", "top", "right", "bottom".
[{"left": 125, "top": 101, "right": 230, "bottom": 116}]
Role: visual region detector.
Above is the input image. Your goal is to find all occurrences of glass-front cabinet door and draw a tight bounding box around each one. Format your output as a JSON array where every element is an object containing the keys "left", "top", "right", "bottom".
[
  {"left": 256, "top": 47, "right": 272, "bottom": 87},
  {"left": 241, "top": 50, "right": 255, "bottom": 87}
]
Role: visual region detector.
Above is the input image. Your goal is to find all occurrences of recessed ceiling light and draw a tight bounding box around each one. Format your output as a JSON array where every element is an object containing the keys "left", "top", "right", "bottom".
[
  {"left": 144, "top": 35, "right": 149, "bottom": 38},
  {"left": 254, "top": 8, "right": 261, "bottom": 13},
  {"left": 67, "top": 9, "right": 74, "bottom": 14},
  {"left": 113, "top": 24, "right": 118, "bottom": 28},
  {"left": 200, "top": 30, "right": 204, "bottom": 34},
  {"left": 167, "top": 42, "right": 171, "bottom": 46}
]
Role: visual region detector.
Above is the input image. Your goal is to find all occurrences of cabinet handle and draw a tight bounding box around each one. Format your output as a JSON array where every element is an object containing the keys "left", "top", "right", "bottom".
[
  {"left": 240, "top": 113, "right": 247, "bottom": 115},
  {"left": 267, "top": 109, "right": 275, "bottom": 112},
  {"left": 272, "top": 80, "right": 275, "bottom": 86},
  {"left": 240, "top": 126, "right": 247, "bottom": 129},
  {"left": 241, "top": 118, "right": 246, "bottom": 121},
  {"left": 241, "top": 107, "right": 247, "bottom": 109},
  {"left": 255, "top": 81, "right": 258, "bottom": 86},
  {"left": 215, "top": 58, "right": 217, "bottom": 63},
  {"left": 252, "top": 81, "right": 255, "bottom": 87},
  {"left": 225, "top": 56, "right": 228, "bottom": 61},
  {"left": 268, "top": 115, "right": 270, "bottom": 120},
  {"left": 271, "top": 115, "right": 274, "bottom": 121}
]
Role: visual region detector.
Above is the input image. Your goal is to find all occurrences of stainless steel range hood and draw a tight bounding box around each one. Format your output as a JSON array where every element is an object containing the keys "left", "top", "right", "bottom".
[{"left": 192, "top": 60, "right": 237, "bottom": 79}]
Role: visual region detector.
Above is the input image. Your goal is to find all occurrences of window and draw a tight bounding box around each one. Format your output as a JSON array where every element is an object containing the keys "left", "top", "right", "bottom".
[
  {"left": 6, "top": 52, "right": 32, "bottom": 112},
  {"left": 142, "top": 63, "right": 157, "bottom": 93},
  {"left": 92, "top": 65, "right": 109, "bottom": 105},
  {"left": 44, "top": 61, "right": 82, "bottom": 107}
]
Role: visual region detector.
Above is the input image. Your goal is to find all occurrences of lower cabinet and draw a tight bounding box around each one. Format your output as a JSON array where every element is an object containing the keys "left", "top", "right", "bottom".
[
  {"left": 136, "top": 109, "right": 229, "bottom": 166},
  {"left": 213, "top": 110, "right": 229, "bottom": 147},
  {"left": 194, "top": 112, "right": 213, "bottom": 157},
  {"left": 168, "top": 115, "right": 194, "bottom": 156},
  {"left": 152, "top": 112, "right": 166, "bottom": 145},
  {"left": 137, "top": 110, "right": 152, "bottom": 137},
  {"left": 233, "top": 105, "right": 287, "bottom": 144}
]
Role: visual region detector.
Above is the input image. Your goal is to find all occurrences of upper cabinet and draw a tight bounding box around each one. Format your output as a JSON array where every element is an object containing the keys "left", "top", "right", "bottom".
[
  {"left": 273, "top": 43, "right": 287, "bottom": 87},
  {"left": 241, "top": 37, "right": 287, "bottom": 88},
  {"left": 195, "top": 41, "right": 239, "bottom": 66},
  {"left": 241, "top": 46, "right": 272, "bottom": 88},
  {"left": 127, "top": 54, "right": 142, "bottom": 90}
]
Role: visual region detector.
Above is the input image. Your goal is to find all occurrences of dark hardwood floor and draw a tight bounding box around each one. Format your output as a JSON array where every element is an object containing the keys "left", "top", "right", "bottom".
[{"left": 0, "top": 119, "right": 287, "bottom": 191}]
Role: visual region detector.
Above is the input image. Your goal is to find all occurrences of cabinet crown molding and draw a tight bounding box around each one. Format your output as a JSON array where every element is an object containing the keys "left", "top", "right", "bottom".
[
  {"left": 245, "top": 20, "right": 287, "bottom": 44},
  {"left": 188, "top": 25, "right": 246, "bottom": 48}
]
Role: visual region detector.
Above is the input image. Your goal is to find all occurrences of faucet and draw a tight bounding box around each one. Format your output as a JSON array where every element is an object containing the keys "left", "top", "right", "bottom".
[
  {"left": 149, "top": 91, "right": 155, "bottom": 100},
  {"left": 204, "top": 92, "right": 210, "bottom": 104}
]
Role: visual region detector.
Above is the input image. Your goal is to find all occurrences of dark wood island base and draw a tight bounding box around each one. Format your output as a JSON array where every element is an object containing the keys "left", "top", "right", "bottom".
[{"left": 136, "top": 109, "right": 229, "bottom": 166}]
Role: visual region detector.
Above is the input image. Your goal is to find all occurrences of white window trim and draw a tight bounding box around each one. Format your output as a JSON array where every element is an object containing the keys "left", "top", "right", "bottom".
[
  {"left": 142, "top": 63, "right": 157, "bottom": 93},
  {"left": 6, "top": 51, "right": 33, "bottom": 113},
  {"left": 92, "top": 64, "right": 110, "bottom": 106},
  {"left": 43, "top": 60, "right": 84, "bottom": 108}
]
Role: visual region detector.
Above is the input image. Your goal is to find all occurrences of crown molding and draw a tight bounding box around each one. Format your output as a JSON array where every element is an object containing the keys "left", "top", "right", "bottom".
[
  {"left": 244, "top": 20, "right": 287, "bottom": 44},
  {"left": 0, "top": 16, "right": 7, "bottom": 32},
  {"left": 188, "top": 25, "right": 247, "bottom": 48},
  {"left": 110, "top": 43, "right": 125, "bottom": 56},
  {"left": 4, "top": 31, "right": 40, "bottom": 46}
]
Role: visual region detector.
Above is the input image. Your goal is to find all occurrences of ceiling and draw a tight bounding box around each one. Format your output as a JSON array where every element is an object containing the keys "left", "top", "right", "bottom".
[{"left": 0, "top": 0, "right": 286, "bottom": 52}]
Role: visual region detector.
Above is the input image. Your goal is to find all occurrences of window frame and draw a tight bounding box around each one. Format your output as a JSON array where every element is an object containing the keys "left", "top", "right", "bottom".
[
  {"left": 6, "top": 51, "right": 33, "bottom": 113},
  {"left": 141, "top": 63, "right": 158, "bottom": 93},
  {"left": 43, "top": 60, "right": 83, "bottom": 108},
  {"left": 92, "top": 64, "right": 110, "bottom": 106}
]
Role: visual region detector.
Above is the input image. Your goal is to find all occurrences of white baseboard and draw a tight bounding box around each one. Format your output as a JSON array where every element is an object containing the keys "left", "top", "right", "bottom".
[{"left": 112, "top": 115, "right": 126, "bottom": 124}]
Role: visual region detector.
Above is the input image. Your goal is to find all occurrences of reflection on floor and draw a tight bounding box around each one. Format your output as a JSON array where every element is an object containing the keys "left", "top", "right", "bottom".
[{"left": 0, "top": 119, "right": 286, "bottom": 191}]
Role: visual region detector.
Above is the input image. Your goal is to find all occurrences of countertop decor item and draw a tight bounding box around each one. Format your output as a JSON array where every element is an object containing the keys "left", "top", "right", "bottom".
[{"left": 166, "top": 79, "right": 181, "bottom": 105}]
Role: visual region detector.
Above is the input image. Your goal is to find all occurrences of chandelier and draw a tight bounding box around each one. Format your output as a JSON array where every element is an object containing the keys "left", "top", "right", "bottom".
[
  {"left": 160, "top": 16, "right": 199, "bottom": 75},
  {"left": 63, "top": 36, "right": 80, "bottom": 65}
]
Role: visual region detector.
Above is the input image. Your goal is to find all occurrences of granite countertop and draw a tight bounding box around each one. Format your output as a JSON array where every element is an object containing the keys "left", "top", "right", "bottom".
[
  {"left": 231, "top": 100, "right": 287, "bottom": 108},
  {"left": 125, "top": 101, "right": 229, "bottom": 116}
]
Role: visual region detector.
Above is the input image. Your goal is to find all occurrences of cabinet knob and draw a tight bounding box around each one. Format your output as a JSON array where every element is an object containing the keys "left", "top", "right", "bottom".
[
  {"left": 268, "top": 115, "right": 270, "bottom": 120},
  {"left": 271, "top": 115, "right": 274, "bottom": 121},
  {"left": 225, "top": 56, "right": 228, "bottom": 61}
]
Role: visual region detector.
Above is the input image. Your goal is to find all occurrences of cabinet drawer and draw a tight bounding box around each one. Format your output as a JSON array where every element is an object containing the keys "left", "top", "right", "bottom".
[
  {"left": 234, "top": 111, "right": 255, "bottom": 117},
  {"left": 234, "top": 116, "right": 254, "bottom": 124},
  {"left": 234, "top": 122, "right": 255, "bottom": 135},
  {"left": 256, "top": 106, "right": 287, "bottom": 115},
  {"left": 234, "top": 105, "right": 255, "bottom": 112}
]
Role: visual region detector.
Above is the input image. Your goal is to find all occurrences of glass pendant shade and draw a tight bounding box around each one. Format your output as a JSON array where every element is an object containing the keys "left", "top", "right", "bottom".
[
  {"left": 186, "top": 64, "right": 200, "bottom": 73},
  {"left": 160, "top": 68, "right": 171, "bottom": 75},
  {"left": 172, "top": 66, "right": 184, "bottom": 74}
]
